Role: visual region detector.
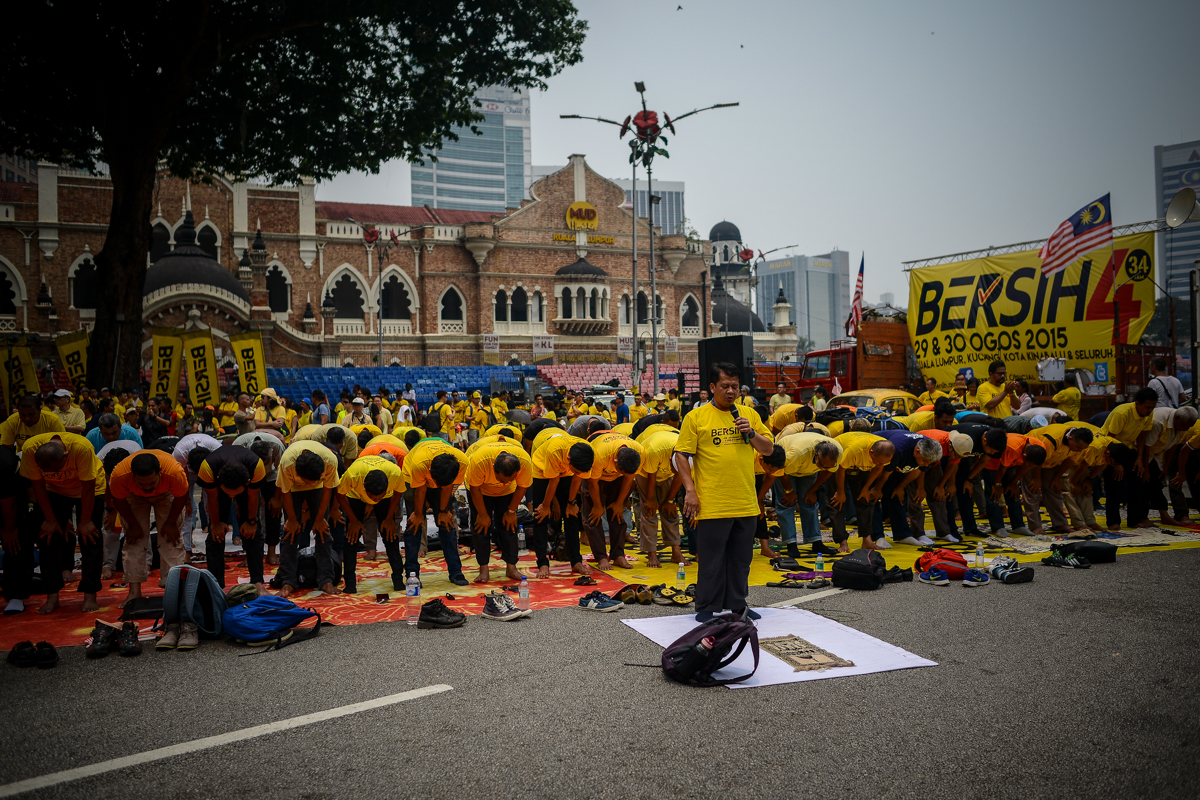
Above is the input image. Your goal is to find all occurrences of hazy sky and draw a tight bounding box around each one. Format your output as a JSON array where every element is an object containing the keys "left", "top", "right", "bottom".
[{"left": 317, "top": 0, "right": 1200, "bottom": 303}]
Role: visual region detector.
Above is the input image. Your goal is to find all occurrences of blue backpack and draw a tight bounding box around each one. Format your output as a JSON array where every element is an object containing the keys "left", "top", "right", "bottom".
[
  {"left": 856, "top": 406, "right": 906, "bottom": 431},
  {"left": 163, "top": 565, "right": 227, "bottom": 638},
  {"left": 222, "top": 595, "right": 322, "bottom": 651}
]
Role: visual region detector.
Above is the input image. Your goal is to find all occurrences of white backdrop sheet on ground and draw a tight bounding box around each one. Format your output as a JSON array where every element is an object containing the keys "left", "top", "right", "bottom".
[{"left": 623, "top": 607, "right": 937, "bottom": 689}]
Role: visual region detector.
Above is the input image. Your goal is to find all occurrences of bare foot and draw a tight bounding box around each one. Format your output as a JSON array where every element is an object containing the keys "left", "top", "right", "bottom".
[
  {"left": 1135, "top": 519, "right": 1154, "bottom": 528},
  {"left": 266, "top": 553, "right": 280, "bottom": 566},
  {"left": 861, "top": 539, "right": 882, "bottom": 551},
  {"left": 572, "top": 562, "right": 593, "bottom": 576},
  {"left": 1088, "top": 523, "right": 1104, "bottom": 532},
  {"left": 612, "top": 556, "right": 632, "bottom": 569},
  {"left": 101, "top": 566, "right": 114, "bottom": 580},
  {"left": 319, "top": 582, "right": 341, "bottom": 595},
  {"left": 669, "top": 547, "right": 683, "bottom": 563},
  {"left": 760, "top": 546, "right": 780, "bottom": 559},
  {"left": 37, "top": 594, "right": 60, "bottom": 615},
  {"left": 647, "top": 557, "right": 661, "bottom": 569},
  {"left": 1174, "top": 516, "right": 1192, "bottom": 525},
  {"left": 536, "top": 565, "right": 550, "bottom": 579},
  {"left": 81, "top": 593, "right": 99, "bottom": 613},
  {"left": 1158, "top": 515, "right": 1182, "bottom": 526},
  {"left": 838, "top": 543, "right": 850, "bottom": 554},
  {"left": 1030, "top": 528, "right": 1045, "bottom": 537},
  {"left": 595, "top": 559, "right": 612, "bottom": 571},
  {"left": 505, "top": 563, "right": 522, "bottom": 582},
  {"left": 475, "top": 565, "right": 491, "bottom": 584},
  {"left": 1108, "top": 525, "right": 1122, "bottom": 533},
  {"left": 117, "top": 584, "right": 143, "bottom": 609},
  {"left": 253, "top": 583, "right": 266, "bottom": 596},
  {"left": 61, "top": 570, "right": 74, "bottom": 584},
  {"left": 1051, "top": 526, "right": 1073, "bottom": 534},
  {"left": 280, "top": 584, "right": 295, "bottom": 598}
]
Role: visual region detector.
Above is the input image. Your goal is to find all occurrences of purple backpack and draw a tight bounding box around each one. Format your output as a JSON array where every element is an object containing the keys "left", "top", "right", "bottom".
[{"left": 662, "top": 613, "right": 760, "bottom": 687}]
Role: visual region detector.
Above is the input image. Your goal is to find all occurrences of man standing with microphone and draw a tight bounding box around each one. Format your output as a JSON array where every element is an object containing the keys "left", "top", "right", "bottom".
[{"left": 674, "top": 362, "right": 774, "bottom": 622}]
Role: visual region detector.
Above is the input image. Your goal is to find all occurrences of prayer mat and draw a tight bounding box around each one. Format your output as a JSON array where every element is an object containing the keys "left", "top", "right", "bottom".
[{"left": 758, "top": 634, "right": 855, "bottom": 672}]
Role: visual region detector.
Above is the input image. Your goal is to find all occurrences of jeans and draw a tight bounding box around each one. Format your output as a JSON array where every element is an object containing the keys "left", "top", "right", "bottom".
[
  {"left": 278, "top": 489, "right": 335, "bottom": 589},
  {"left": 402, "top": 488, "right": 464, "bottom": 581},
  {"left": 907, "top": 463, "right": 958, "bottom": 539},
  {"left": 778, "top": 473, "right": 822, "bottom": 545}
]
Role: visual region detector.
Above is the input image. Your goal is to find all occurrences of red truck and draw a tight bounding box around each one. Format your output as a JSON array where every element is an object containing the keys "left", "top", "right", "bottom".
[{"left": 756, "top": 317, "right": 916, "bottom": 400}]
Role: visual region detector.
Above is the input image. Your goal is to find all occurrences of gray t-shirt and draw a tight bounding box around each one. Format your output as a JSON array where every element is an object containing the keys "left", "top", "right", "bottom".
[
  {"left": 1149, "top": 374, "right": 1182, "bottom": 409},
  {"left": 234, "top": 432, "right": 286, "bottom": 481},
  {"left": 172, "top": 434, "right": 223, "bottom": 475}
]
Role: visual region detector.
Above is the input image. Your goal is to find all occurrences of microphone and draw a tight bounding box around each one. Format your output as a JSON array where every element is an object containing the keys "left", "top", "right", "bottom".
[{"left": 729, "top": 404, "right": 751, "bottom": 444}]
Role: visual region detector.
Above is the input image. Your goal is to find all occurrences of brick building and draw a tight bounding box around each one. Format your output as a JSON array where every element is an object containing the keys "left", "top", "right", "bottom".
[{"left": 0, "top": 155, "right": 796, "bottom": 375}]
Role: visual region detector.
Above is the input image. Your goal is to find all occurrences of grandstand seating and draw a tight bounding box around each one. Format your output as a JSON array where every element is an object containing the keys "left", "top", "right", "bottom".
[
  {"left": 261, "top": 365, "right": 537, "bottom": 410},
  {"left": 535, "top": 364, "right": 699, "bottom": 393}
]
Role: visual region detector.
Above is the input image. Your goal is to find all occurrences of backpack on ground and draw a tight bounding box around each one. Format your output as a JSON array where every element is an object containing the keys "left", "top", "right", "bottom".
[
  {"left": 163, "top": 565, "right": 227, "bottom": 638},
  {"left": 223, "top": 595, "right": 322, "bottom": 651},
  {"left": 831, "top": 548, "right": 887, "bottom": 590},
  {"left": 662, "top": 613, "right": 760, "bottom": 687},
  {"left": 914, "top": 548, "right": 970, "bottom": 580},
  {"left": 815, "top": 406, "right": 855, "bottom": 427}
]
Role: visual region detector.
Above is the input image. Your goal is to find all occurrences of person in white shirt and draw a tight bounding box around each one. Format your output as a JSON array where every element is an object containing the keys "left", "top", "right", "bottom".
[{"left": 1148, "top": 357, "right": 1182, "bottom": 409}]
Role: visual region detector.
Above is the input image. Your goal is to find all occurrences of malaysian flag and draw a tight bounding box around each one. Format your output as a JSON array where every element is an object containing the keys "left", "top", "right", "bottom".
[
  {"left": 846, "top": 254, "right": 864, "bottom": 337},
  {"left": 1038, "top": 193, "right": 1112, "bottom": 277}
]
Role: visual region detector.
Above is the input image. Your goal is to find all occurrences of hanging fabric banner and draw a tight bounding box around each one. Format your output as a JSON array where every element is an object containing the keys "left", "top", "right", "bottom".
[
  {"left": 0, "top": 338, "right": 39, "bottom": 406},
  {"left": 54, "top": 329, "right": 89, "bottom": 392},
  {"left": 181, "top": 329, "right": 220, "bottom": 408},
  {"left": 150, "top": 327, "right": 185, "bottom": 403},
  {"left": 230, "top": 331, "right": 267, "bottom": 396},
  {"left": 483, "top": 334, "right": 500, "bottom": 366}
]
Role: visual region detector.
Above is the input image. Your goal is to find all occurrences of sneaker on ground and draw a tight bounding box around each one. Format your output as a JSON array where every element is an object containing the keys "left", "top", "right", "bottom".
[
  {"left": 918, "top": 567, "right": 950, "bottom": 586},
  {"left": 992, "top": 562, "right": 1036, "bottom": 584},
  {"left": 481, "top": 592, "right": 522, "bottom": 621},
  {"left": 177, "top": 621, "right": 200, "bottom": 650},
  {"left": 418, "top": 598, "right": 466, "bottom": 629},
  {"left": 156, "top": 623, "right": 181, "bottom": 650},
  {"left": 117, "top": 621, "right": 142, "bottom": 656},
  {"left": 86, "top": 621, "right": 120, "bottom": 658},
  {"left": 1042, "top": 549, "right": 1091, "bottom": 569},
  {"left": 578, "top": 591, "right": 623, "bottom": 612},
  {"left": 986, "top": 555, "right": 1018, "bottom": 577},
  {"left": 962, "top": 568, "right": 990, "bottom": 587}
]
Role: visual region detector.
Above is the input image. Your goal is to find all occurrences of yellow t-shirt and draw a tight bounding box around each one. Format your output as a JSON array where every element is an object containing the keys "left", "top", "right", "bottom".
[
  {"left": 432, "top": 401, "right": 455, "bottom": 435},
  {"left": 674, "top": 402, "right": 772, "bottom": 521},
  {"left": 767, "top": 404, "right": 806, "bottom": 435},
  {"left": 20, "top": 432, "right": 105, "bottom": 497},
  {"left": 484, "top": 423, "right": 521, "bottom": 439},
  {"left": 779, "top": 432, "right": 843, "bottom": 478},
  {"left": 1082, "top": 434, "right": 1119, "bottom": 469},
  {"left": 293, "top": 423, "right": 359, "bottom": 461},
  {"left": 975, "top": 381, "right": 1011, "bottom": 419},
  {"left": 638, "top": 429, "right": 679, "bottom": 482},
  {"left": 1052, "top": 387, "right": 1082, "bottom": 421},
  {"left": 629, "top": 404, "right": 648, "bottom": 423},
  {"left": 667, "top": 399, "right": 682, "bottom": 413},
  {"left": 464, "top": 439, "right": 532, "bottom": 496},
  {"left": 470, "top": 405, "right": 489, "bottom": 431},
  {"left": 491, "top": 399, "right": 509, "bottom": 422},
  {"left": 893, "top": 411, "right": 941, "bottom": 432},
  {"left": 611, "top": 423, "right": 635, "bottom": 436},
  {"left": 218, "top": 401, "right": 239, "bottom": 428},
  {"left": 544, "top": 410, "right": 557, "bottom": 422},
  {"left": 277, "top": 440, "right": 341, "bottom": 492},
  {"left": 1100, "top": 402, "right": 1154, "bottom": 446},
  {"left": 531, "top": 432, "right": 592, "bottom": 481},
  {"left": 338, "top": 455, "right": 405, "bottom": 502},
  {"left": 837, "top": 432, "right": 889, "bottom": 472},
  {"left": 350, "top": 424, "right": 383, "bottom": 439},
  {"left": 402, "top": 439, "right": 468, "bottom": 489},
  {"left": 588, "top": 432, "right": 649, "bottom": 482},
  {"left": 0, "top": 409, "right": 66, "bottom": 450},
  {"left": 918, "top": 390, "right": 949, "bottom": 406}
]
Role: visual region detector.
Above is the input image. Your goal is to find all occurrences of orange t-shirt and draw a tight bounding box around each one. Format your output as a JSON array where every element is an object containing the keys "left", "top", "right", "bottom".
[
  {"left": 919, "top": 428, "right": 958, "bottom": 462},
  {"left": 108, "top": 450, "right": 190, "bottom": 499},
  {"left": 985, "top": 434, "right": 1046, "bottom": 470},
  {"left": 359, "top": 442, "right": 407, "bottom": 466}
]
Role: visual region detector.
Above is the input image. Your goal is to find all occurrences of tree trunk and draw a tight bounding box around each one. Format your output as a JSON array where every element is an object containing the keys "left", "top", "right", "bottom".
[{"left": 89, "top": 148, "right": 159, "bottom": 392}]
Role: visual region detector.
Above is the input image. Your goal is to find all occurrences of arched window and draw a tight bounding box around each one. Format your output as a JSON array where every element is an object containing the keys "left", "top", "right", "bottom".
[
  {"left": 196, "top": 225, "right": 218, "bottom": 260},
  {"left": 682, "top": 296, "right": 700, "bottom": 327},
  {"left": 150, "top": 223, "right": 171, "bottom": 264},
  {"left": 576, "top": 288, "right": 587, "bottom": 319},
  {"left": 722, "top": 245, "right": 730, "bottom": 262},
  {"left": 380, "top": 275, "right": 411, "bottom": 319},
  {"left": 654, "top": 294, "right": 663, "bottom": 323},
  {"left": 440, "top": 287, "right": 463, "bottom": 320},
  {"left": 601, "top": 290, "right": 609, "bottom": 320},
  {"left": 266, "top": 265, "right": 289, "bottom": 313},
  {"left": 71, "top": 258, "right": 97, "bottom": 310},
  {"left": 621, "top": 295, "right": 631, "bottom": 325},
  {"left": 560, "top": 288, "right": 572, "bottom": 319},
  {"left": 494, "top": 289, "right": 508, "bottom": 322},
  {"left": 331, "top": 273, "right": 364, "bottom": 318},
  {"left": 532, "top": 291, "right": 543, "bottom": 323},
  {"left": 589, "top": 288, "right": 599, "bottom": 319},
  {"left": 0, "top": 271, "right": 15, "bottom": 315},
  {"left": 510, "top": 287, "right": 528, "bottom": 322},
  {"left": 636, "top": 292, "right": 648, "bottom": 325}
]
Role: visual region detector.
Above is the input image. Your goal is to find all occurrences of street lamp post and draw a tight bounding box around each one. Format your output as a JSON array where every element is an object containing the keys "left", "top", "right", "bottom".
[{"left": 649, "top": 193, "right": 661, "bottom": 393}]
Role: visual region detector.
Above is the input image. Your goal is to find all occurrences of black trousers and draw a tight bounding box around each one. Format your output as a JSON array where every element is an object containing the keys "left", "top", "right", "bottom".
[
  {"left": 278, "top": 489, "right": 335, "bottom": 589},
  {"left": 207, "top": 490, "right": 263, "bottom": 587},
  {"left": 527, "top": 477, "right": 581, "bottom": 567},
  {"left": 1102, "top": 466, "right": 1126, "bottom": 529},
  {"left": 21, "top": 493, "right": 104, "bottom": 596},
  {"left": 828, "top": 471, "right": 875, "bottom": 544},
  {"left": 259, "top": 480, "right": 282, "bottom": 547},
  {"left": 348, "top": 497, "right": 391, "bottom": 591},
  {"left": 468, "top": 492, "right": 519, "bottom": 567},
  {"left": 694, "top": 516, "right": 756, "bottom": 614}
]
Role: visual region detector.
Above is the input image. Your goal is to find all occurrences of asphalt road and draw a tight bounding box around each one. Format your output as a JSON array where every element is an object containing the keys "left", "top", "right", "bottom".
[{"left": 2, "top": 547, "right": 1198, "bottom": 800}]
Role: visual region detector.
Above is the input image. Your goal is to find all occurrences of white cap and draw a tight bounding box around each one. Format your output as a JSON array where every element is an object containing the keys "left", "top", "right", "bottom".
[
  {"left": 53, "top": 389, "right": 73, "bottom": 398},
  {"left": 947, "top": 431, "right": 973, "bottom": 457}
]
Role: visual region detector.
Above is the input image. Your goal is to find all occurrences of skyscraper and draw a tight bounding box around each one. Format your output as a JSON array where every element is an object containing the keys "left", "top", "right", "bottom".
[
  {"left": 411, "top": 86, "right": 531, "bottom": 213},
  {"left": 756, "top": 250, "right": 851, "bottom": 350},
  {"left": 1155, "top": 139, "right": 1200, "bottom": 300}
]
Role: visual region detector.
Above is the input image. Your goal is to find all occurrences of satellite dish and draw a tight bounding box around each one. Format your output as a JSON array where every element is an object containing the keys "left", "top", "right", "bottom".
[{"left": 1166, "top": 187, "right": 1200, "bottom": 229}]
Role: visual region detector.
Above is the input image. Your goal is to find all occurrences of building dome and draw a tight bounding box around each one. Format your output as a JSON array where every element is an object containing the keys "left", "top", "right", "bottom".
[
  {"left": 556, "top": 257, "right": 608, "bottom": 277},
  {"left": 708, "top": 221, "right": 742, "bottom": 243},
  {"left": 711, "top": 273, "right": 765, "bottom": 333},
  {"left": 143, "top": 211, "right": 250, "bottom": 302}
]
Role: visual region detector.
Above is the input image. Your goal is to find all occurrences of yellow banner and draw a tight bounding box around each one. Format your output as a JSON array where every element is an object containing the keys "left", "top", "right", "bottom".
[
  {"left": 0, "top": 340, "right": 39, "bottom": 405},
  {"left": 907, "top": 231, "right": 1155, "bottom": 386},
  {"left": 181, "top": 330, "right": 220, "bottom": 408},
  {"left": 150, "top": 327, "right": 184, "bottom": 403},
  {"left": 54, "top": 330, "right": 89, "bottom": 392},
  {"left": 230, "top": 331, "right": 266, "bottom": 396}
]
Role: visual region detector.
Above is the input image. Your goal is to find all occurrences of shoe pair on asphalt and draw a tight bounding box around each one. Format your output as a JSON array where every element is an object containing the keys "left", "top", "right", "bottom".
[
  {"left": 577, "top": 591, "right": 622, "bottom": 612},
  {"left": 418, "top": 598, "right": 466, "bottom": 629},
  {"left": 86, "top": 620, "right": 154, "bottom": 657},
  {"left": 153, "top": 622, "right": 199, "bottom": 652},
  {"left": 986, "top": 556, "right": 1036, "bottom": 583},
  {"left": 917, "top": 568, "right": 990, "bottom": 587},
  {"left": 1041, "top": 548, "right": 1091, "bottom": 569},
  {"left": 6, "top": 641, "right": 58, "bottom": 668},
  {"left": 481, "top": 591, "right": 530, "bottom": 621}
]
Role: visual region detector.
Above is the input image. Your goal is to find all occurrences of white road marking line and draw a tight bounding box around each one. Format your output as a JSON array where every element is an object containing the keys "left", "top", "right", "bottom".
[
  {"left": 769, "top": 588, "right": 846, "bottom": 607},
  {"left": 0, "top": 684, "right": 453, "bottom": 798}
]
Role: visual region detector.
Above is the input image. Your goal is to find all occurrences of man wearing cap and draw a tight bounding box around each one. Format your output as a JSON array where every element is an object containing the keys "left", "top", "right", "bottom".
[
  {"left": 912, "top": 429, "right": 975, "bottom": 542},
  {"left": 468, "top": 393, "right": 489, "bottom": 442},
  {"left": 735, "top": 385, "right": 757, "bottom": 410},
  {"left": 51, "top": 390, "right": 87, "bottom": 434}
]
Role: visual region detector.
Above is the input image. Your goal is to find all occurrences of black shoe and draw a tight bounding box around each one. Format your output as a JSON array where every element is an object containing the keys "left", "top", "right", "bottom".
[
  {"left": 449, "top": 574, "right": 470, "bottom": 586},
  {"left": 695, "top": 611, "right": 715, "bottom": 622},
  {"left": 418, "top": 598, "right": 466, "bottom": 629},
  {"left": 786, "top": 543, "right": 802, "bottom": 559},
  {"left": 6, "top": 640, "right": 35, "bottom": 667},
  {"left": 734, "top": 608, "right": 762, "bottom": 621},
  {"left": 34, "top": 641, "right": 59, "bottom": 669},
  {"left": 118, "top": 621, "right": 142, "bottom": 656},
  {"left": 810, "top": 543, "right": 835, "bottom": 555},
  {"left": 86, "top": 620, "right": 119, "bottom": 659}
]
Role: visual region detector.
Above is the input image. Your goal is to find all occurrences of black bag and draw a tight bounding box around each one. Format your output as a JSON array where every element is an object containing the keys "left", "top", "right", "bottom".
[
  {"left": 831, "top": 548, "right": 887, "bottom": 590},
  {"left": 815, "top": 407, "right": 855, "bottom": 427},
  {"left": 662, "top": 613, "right": 760, "bottom": 687},
  {"left": 1056, "top": 540, "right": 1117, "bottom": 564}
]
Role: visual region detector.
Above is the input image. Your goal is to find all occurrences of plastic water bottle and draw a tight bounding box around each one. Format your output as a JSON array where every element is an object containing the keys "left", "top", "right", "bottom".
[
  {"left": 517, "top": 527, "right": 528, "bottom": 556},
  {"left": 676, "top": 560, "right": 687, "bottom": 590},
  {"left": 518, "top": 576, "right": 530, "bottom": 611},
  {"left": 975, "top": 542, "right": 985, "bottom": 568},
  {"left": 815, "top": 551, "right": 825, "bottom": 575},
  {"left": 405, "top": 573, "right": 421, "bottom": 625}
]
